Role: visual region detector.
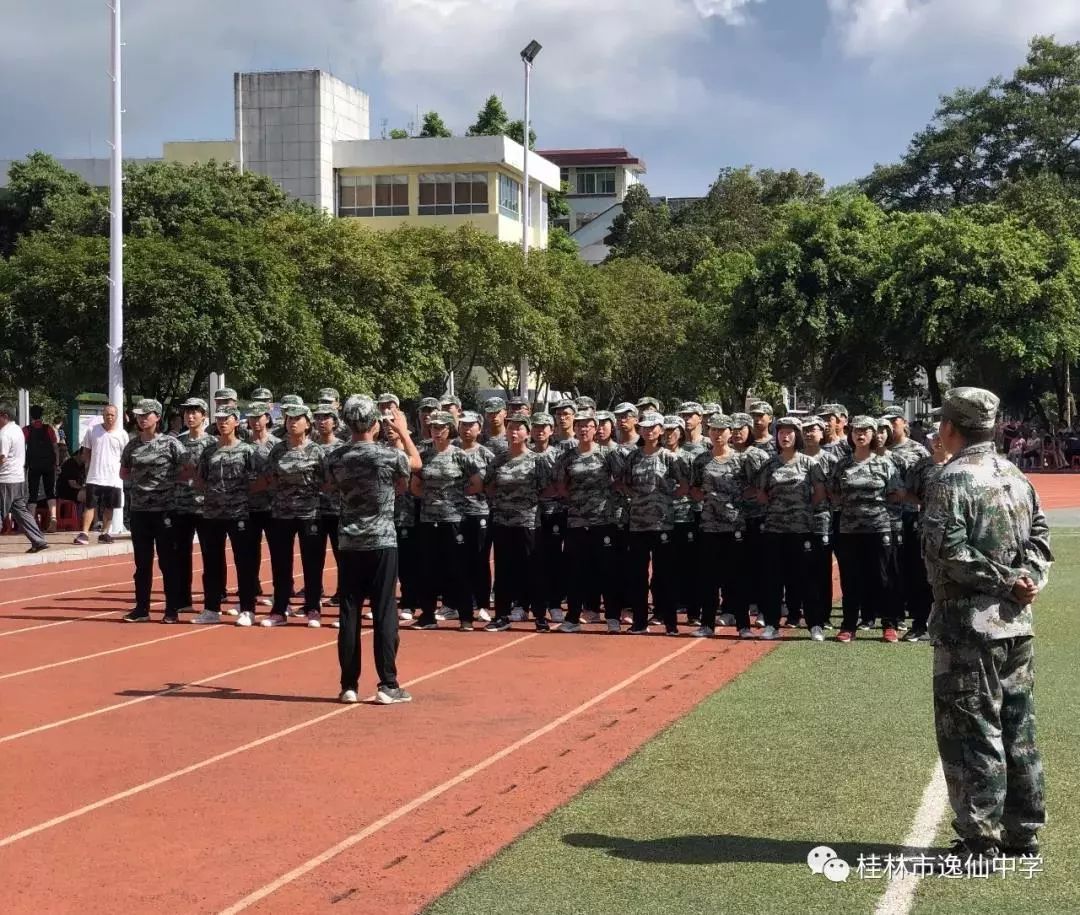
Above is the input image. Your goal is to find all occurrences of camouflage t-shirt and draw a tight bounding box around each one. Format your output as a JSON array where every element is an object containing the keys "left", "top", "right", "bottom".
[
  {"left": 485, "top": 450, "right": 549, "bottom": 529},
  {"left": 326, "top": 442, "right": 411, "bottom": 551},
  {"left": 757, "top": 453, "right": 826, "bottom": 534},
  {"left": 550, "top": 434, "right": 579, "bottom": 455},
  {"left": 807, "top": 450, "right": 839, "bottom": 536},
  {"left": 480, "top": 433, "right": 509, "bottom": 458},
  {"left": 417, "top": 446, "right": 481, "bottom": 524},
  {"left": 313, "top": 438, "right": 346, "bottom": 516},
  {"left": 906, "top": 454, "right": 943, "bottom": 515},
  {"left": 751, "top": 437, "right": 778, "bottom": 457},
  {"left": 674, "top": 439, "right": 709, "bottom": 523},
  {"left": 247, "top": 434, "right": 280, "bottom": 514},
  {"left": 822, "top": 438, "right": 852, "bottom": 458},
  {"left": 531, "top": 446, "right": 564, "bottom": 517},
  {"left": 692, "top": 450, "right": 751, "bottom": 534},
  {"left": 120, "top": 434, "right": 185, "bottom": 512},
  {"left": 623, "top": 447, "right": 688, "bottom": 532},
  {"left": 883, "top": 452, "right": 905, "bottom": 532},
  {"left": 829, "top": 453, "right": 900, "bottom": 534},
  {"left": 198, "top": 441, "right": 255, "bottom": 520},
  {"left": 889, "top": 438, "right": 930, "bottom": 517},
  {"left": 174, "top": 431, "right": 215, "bottom": 514},
  {"left": 737, "top": 446, "right": 770, "bottom": 527},
  {"left": 459, "top": 444, "right": 495, "bottom": 517},
  {"left": 267, "top": 439, "right": 327, "bottom": 520},
  {"left": 554, "top": 446, "right": 623, "bottom": 528}
]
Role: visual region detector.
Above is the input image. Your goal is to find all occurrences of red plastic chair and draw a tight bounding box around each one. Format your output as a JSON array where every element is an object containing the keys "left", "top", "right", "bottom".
[{"left": 57, "top": 499, "right": 80, "bottom": 532}]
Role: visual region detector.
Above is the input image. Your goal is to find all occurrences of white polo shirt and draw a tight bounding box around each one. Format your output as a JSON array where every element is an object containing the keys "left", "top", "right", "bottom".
[
  {"left": 0, "top": 421, "right": 26, "bottom": 484},
  {"left": 83, "top": 424, "right": 129, "bottom": 488}
]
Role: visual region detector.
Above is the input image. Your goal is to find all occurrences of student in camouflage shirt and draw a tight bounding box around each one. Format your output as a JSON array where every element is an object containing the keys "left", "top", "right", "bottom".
[
  {"left": 480, "top": 397, "right": 509, "bottom": 457},
  {"left": 674, "top": 404, "right": 711, "bottom": 625},
  {"left": 457, "top": 411, "right": 496, "bottom": 622},
  {"left": 483, "top": 413, "right": 552, "bottom": 631},
  {"left": 551, "top": 409, "right": 624, "bottom": 632},
  {"left": 245, "top": 403, "right": 279, "bottom": 607},
  {"left": 871, "top": 418, "right": 906, "bottom": 631},
  {"left": 607, "top": 403, "right": 640, "bottom": 614},
  {"left": 262, "top": 405, "right": 328, "bottom": 627},
  {"left": 754, "top": 417, "right": 828, "bottom": 639},
  {"left": 828, "top": 415, "right": 903, "bottom": 641},
  {"left": 380, "top": 416, "right": 420, "bottom": 620},
  {"left": 410, "top": 411, "right": 485, "bottom": 629},
  {"left": 313, "top": 405, "right": 346, "bottom": 608},
  {"left": 326, "top": 396, "right": 421, "bottom": 705},
  {"left": 621, "top": 411, "right": 689, "bottom": 634},
  {"left": 190, "top": 407, "right": 258, "bottom": 625},
  {"left": 749, "top": 401, "right": 778, "bottom": 456},
  {"left": 731, "top": 412, "right": 770, "bottom": 622},
  {"left": 120, "top": 399, "right": 186, "bottom": 623},
  {"left": 530, "top": 411, "right": 568, "bottom": 620},
  {"left": 802, "top": 416, "right": 839, "bottom": 636},
  {"left": 595, "top": 411, "right": 617, "bottom": 451},
  {"left": 690, "top": 415, "right": 754, "bottom": 637},
  {"left": 923, "top": 387, "right": 1051, "bottom": 859},
  {"left": 172, "top": 397, "right": 217, "bottom": 614},
  {"left": 550, "top": 399, "right": 579, "bottom": 454},
  {"left": 885, "top": 410, "right": 932, "bottom": 633}
]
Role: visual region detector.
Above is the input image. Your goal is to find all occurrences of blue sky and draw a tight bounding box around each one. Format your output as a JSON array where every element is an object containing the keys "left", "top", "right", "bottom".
[{"left": 3, "top": 1, "right": 1080, "bottom": 197}]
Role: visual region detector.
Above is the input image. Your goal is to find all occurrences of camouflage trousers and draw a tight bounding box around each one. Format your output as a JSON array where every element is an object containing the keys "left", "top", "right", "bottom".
[{"left": 933, "top": 636, "right": 1046, "bottom": 846}]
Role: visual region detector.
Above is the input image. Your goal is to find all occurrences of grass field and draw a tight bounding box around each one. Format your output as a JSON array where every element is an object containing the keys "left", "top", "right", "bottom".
[{"left": 427, "top": 533, "right": 1080, "bottom": 915}]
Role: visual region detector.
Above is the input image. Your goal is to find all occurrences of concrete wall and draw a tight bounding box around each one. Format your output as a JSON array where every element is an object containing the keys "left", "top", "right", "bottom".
[{"left": 162, "top": 140, "right": 236, "bottom": 165}]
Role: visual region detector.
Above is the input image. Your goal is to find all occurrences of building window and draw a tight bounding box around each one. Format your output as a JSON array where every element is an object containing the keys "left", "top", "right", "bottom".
[
  {"left": 575, "top": 167, "right": 616, "bottom": 196},
  {"left": 418, "top": 172, "right": 489, "bottom": 215},
  {"left": 559, "top": 167, "right": 569, "bottom": 187},
  {"left": 337, "top": 173, "right": 408, "bottom": 217},
  {"left": 498, "top": 173, "right": 521, "bottom": 219}
]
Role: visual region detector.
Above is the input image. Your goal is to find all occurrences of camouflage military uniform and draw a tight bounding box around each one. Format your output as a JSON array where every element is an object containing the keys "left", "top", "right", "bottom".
[
  {"left": 313, "top": 435, "right": 346, "bottom": 596},
  {"left": 120, "top": 411, "right": 186, "bottom": 617},
  {"left": 532, "top": 442, "right": 568, "bottom": 614},
  {"left": 923, "top": 387, "right": 1051, "bottom": 854},
  {"left": 904, "top": 452, "right": 945, "bottom": 634},
  {"left": 459, "top": 443, "right": 496, "bottom": 616},
  {"left": 246, "top": 428, "right": 279, "bottom": 600},
  {"left": 197, "top": 440, "right": 258, "bottom": 613},
  {"left": 672, "top": 438, "right": 709, "bottom": 619},
  {"left": 172, "top": 428, "right": 216, "bottom": 610},
  {"left": 889, "top": 436, "right": 932, "bottom": 624},
  {"left": 736, "top": 439, "right": 770, "bottom": 614}
]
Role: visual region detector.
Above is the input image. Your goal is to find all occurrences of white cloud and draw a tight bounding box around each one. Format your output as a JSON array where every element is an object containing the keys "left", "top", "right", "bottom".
[
  {"left": 693, "top": 0, "right": 766, "bottom": 25},
  {"left": 828, "top": 0, "right": 1080, "bottom": 57}
]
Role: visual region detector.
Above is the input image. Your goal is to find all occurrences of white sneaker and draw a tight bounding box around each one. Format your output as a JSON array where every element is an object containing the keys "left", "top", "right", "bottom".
[
  {"left": 718, "top": 613, "right": 736, "bottom": 627},
  {"left": 582, "top": 610, "right": 602, "bottom": 624},
  {"left": 261, "top": 614, "right": 287, "bottom": 627},
  {"left": 436, "top": 607, "right": 458, "bottom": 621},
  {"left": 257, "top": 597, "right": 273, "bottom": 607},
  {"left": 330, "top": 619, "right": 340, "bottom": 629},
  {"left": 760, "top": 625, "right": 780, "bottom": 640},
  {"left": 810, "top": 626, "right": 825, "bottom": 642},
  {"left": 190, "top": 610, "right": 221, "bottom": 625},
  {"left": 558, "top": 621, "right": 582, "bottom": 633},
  {"left": 738, "top": 627, "right": 754, "bottom": 639},
  {"left": 754, "top": 613, "right": 765, "bottom": 628},
  {"left": 548, "top": 606, "right": 565, "bottom": 623},
  {"left": 509, "top": 607, "right": 527, "bottom": 622},
  {"left": 338, "top": 689, "right": 358, "bottom": 704},
  {"left": 477, "top": 608, "right": 492, "bottom": 622},
  {"left": 224, "top": 607, "right": 240, "bottom": 616},
  {"left": 362, "top": 610, "right": 373, "bottom": 620},
  {"left": 306, "top": 611, "right": 322, "bottom": 629},
  {"left": 606, "top": 619, "right": 621, "bottom": 634},
  {"left": 236, "top": 611, "right": 256, "bottom": 627},
  {"left": 399, "top": 609, "right": 414, "bottom": 621}
]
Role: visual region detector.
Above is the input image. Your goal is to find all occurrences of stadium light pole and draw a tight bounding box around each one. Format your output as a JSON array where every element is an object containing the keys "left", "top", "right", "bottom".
[
  {"left": 518, "top": 39, "right": 541, "bottom": 400},
  {"left": 107, "top": 0, "right": 125, "bottom": 414}
]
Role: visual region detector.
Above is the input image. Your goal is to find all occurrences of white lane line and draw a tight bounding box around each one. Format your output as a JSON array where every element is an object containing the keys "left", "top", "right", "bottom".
[
  {"left": 0, "top": 626, "right": 219, "bottom": 680},
  {"left": 0, "top": 633, "right": 537, "bottom": 849},
  {"left": 0, "top": 610, "right": 120, "bottom": 637},
  {"left": 0, "top": 558, "right": 134, "bottom": 583},
  {"left": 218, "top": 638, "right": 701, "bottom": 914},
  {"left": 0, "top": 635, "right": 348, "bottom": 743},
  {"left": 873, "top": 760, "right": 949, "bottom": 915}
]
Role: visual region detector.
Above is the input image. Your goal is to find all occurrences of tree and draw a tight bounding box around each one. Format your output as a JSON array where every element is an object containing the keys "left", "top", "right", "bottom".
[
  {"left": 388, "top": 128, "right": 410, "bottom": 140},
  {"left": 418, "top": 111, "right": 452, "bottom": 138},
  {"left": 605, "top": 184, "right": 716, "bottom": 274},
  {"left": 467, "top": 95, "right": 511, "bottom": 137},
  {"left": 506, "top": 119, "right": 536, "bottom": 149}
]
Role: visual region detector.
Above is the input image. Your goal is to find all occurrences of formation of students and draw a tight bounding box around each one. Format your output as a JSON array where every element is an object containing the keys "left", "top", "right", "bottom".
[{"left": 117, "top": 387, "right": 951, "bottom": 667}]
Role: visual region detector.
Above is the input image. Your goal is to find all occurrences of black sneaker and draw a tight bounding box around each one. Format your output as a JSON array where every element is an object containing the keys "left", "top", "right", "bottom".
[
  {"left": 161, "top": 612, "right": 180, "bottom": 624},
  {"left": 459, "top": 622, "right": 474, "bottom": 632},
  {"left": 944, "top": 837, "right": 1000, "bottom": 860},
  {"left": 327, "top": 594, "right": 341, "bottom": 606},
  {"left": 412, "top": 620, "right": 439, "bottom": 630},
  {"left": 122, "top": 609, "right": 151, "bottom": 623},
  {"left": 376, "top": 686, "right": 413, "bottom": 705},
  {"left": 485, "top": 618, "right": 511, "bottom": 632},
  {"left": 665, "top": 628, "right": 680, "bottom": 637},
  {"left": 903, "top": 627, "right": 930, "bottom": 642},
  {"left": 26, "top": 542, "right": 49, "bottom": 554},
  {"left": 535, "top": 619, "right": 550, "bottom": 632},
  {"left": 1000, "top": 835, "right": 1039, "bottom": 857}
]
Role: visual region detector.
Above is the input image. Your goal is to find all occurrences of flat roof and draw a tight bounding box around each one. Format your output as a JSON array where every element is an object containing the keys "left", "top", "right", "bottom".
[{"left": 535, "top": 147, "right": 646, "bottom": 172}]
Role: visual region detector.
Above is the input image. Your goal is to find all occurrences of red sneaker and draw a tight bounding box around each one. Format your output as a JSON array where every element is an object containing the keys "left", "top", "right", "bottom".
[
  {"left": 836, "top": 630, "right": 854, "bottom": 643},
  {"left": 883, "top": 628, "right": 899, "bottom": 643}
]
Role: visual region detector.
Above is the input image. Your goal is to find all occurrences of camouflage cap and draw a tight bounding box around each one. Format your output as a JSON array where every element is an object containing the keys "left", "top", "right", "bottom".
[
  {"left": 802, "top": 415, "right": 826, "bottom": 431},
  {"left": 280, "top": 394, "right": 304, "bottom": 407},
  {"left": 775, "top": 415, "right": 803, "bottom": 430},
  {"left": 636, "top": 396, "right": 661, "bottom": 412},
  {"left": 458, "top": 410, "right": 482, "bottom": 425},
  {"left": 180, "top": 397, "right": 208, "bottom": 412},
  {"left": 342, "top": 395, "right": 378, "bottom": 429},
  {"left": 377, "top": 392, "right": 400, "bottom": 407},
  {"left": 677, "top": 401, "right": 704, "bottom": 416},
  {"left": 530, "top": 411, "right": 554, "bottom": 428},
  {"left": 250, "top": 387, "right": 273, "bottom": 402},
  {"left": 940, "top": 386, "right": 999, "bottom": 431},
  {"left": 875, "top": 416, "right": 891, "bottom": 429},
  {"left": 282, "top": 404, "right": 313, "bottom": 421},
  {"left": 418, "top": 397, "right": 440, "bottom": 411},
  {"left": 553, "top": 398, "right": 577, "bottom": 413},
  {"left": 483, "top": 396, "right": 506, "bottom": 414},
  {"left": 818, "top": 402, "right": 848, "bottom": 419},
  {"left": 245, "top": 401, "right": 272, "bottom": 420},
  {"left": 574, "top": 395, "right": 597, "bottom": 410},
  {"left": 440, "top": 394, "right": 462, "bottom": 409},
  {"left": 213, "top": 387, "right": 238, "bottom": 402},
  {"left": 507, "top": 395, "right": 529, "bottom": 409},
  {"left": 214, "top": 405, "right": 241, "bottom": 421},
  {"left": 573, "top": 408, "right": 597, "bottom": 424},
  {"left": 881, "top": 408, "right": 906, "bottom": 421},
  {"left": 132, "top": 398, "right": 162, "bottom": 416},
  {"left": 702, "top": 402, "right": 722, "bottom": 417},
  {"left": 663, "top": 414, "right": 685, "bottom": 430},
  {"left": 638, "top": 411, "right": 664, "bottom": 428},
  {"left": 313, "top": 404, "right": 339, "bottom": 419},
  {"left": 595, "top": 410, "right": 616, "bottom": 424},
  {"left": 708, "top": 414, "right": 734, "bottom": 430},
  {"left": 613, "top": 402, "right": 639, "bottom": 418},
  {"left": 928, "top": 406, "right": 943, "bottom": 419},
  {"left": 730, "top": 412, "right": 753, "bottom": 429},
  {"left": 429, "top": 410, "right": 456, "bottom": 427},
  {"left": 318, "top": 387, "right": 340, "bottom": 402},
  {"left": 506, "top": 411, "right": 532, "bottom": 428},
  {"left": 748, "top": 400, "right": 773, "bottom": 416},
  {"left": 849, "top": 414, "right": 877, "bottom": 431}
]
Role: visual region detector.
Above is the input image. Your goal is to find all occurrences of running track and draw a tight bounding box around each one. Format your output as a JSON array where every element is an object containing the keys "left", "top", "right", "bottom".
[{"left": 0, "top": 547, "right": 772, "bottom": 914}]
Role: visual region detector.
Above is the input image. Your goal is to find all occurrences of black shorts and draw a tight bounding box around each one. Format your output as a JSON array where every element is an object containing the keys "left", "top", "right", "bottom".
[
  {"left": 27, "top": 467, "right": 56, "bottom": 501},
  {"left": 85, "top": 484, "right": 122, "bottom": 511}
]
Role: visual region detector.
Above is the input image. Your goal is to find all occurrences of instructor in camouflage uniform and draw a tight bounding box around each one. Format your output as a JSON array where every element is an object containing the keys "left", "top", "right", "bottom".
[{"left": 923, "top": 386, "right": 1051, "bottom": 858}]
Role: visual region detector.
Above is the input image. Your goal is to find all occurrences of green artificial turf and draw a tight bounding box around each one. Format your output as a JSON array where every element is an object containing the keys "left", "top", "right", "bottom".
[{"left": 427, "top": 534, "right": 1080, "bottom": 915}]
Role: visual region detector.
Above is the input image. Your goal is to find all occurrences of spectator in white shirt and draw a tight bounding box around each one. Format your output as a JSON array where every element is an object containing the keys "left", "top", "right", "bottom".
[
  {"left": 75, "top": 404, "right": 129, "bottom": 545},
  {"left": 0, "top": 401, "right": 48, "bottom": 553}
]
